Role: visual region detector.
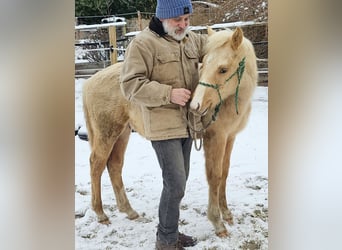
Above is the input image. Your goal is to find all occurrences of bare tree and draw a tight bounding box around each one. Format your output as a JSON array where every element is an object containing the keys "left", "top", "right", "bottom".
[{"left": 94, "top": 0, "right": 115, "bottom": 15}]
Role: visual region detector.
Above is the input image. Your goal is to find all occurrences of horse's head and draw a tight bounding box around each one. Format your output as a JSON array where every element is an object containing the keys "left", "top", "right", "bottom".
[{"left": 190, "top": 27, "right": 256, "bottom": 117}]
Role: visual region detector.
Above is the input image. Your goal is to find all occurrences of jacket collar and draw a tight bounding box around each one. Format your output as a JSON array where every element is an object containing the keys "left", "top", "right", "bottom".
[
  {"left": 149, "top": 16, "right": 167, "bottom": 37},
  {"left": 148, "top": 16, "right": 190, "bottom": 43}
]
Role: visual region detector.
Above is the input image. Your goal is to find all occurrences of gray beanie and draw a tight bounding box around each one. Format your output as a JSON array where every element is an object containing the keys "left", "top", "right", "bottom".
[{"left": 156, "top": 0, "right": 193, "bottom": 19}]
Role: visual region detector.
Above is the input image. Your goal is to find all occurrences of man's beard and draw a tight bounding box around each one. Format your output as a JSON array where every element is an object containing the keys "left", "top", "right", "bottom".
[{"left": 162, "top": 20, "right": 189, "bottom": 41}]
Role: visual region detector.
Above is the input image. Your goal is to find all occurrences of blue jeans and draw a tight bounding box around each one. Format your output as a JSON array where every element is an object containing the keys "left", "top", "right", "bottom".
[{"left": 151, "top": 137, "right": 193, "bottom": 245}]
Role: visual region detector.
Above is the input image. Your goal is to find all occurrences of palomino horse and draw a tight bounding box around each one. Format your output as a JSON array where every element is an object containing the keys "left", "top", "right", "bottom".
[
  {"left": 190, "top": 27, "right": 257, "bottom": 237},
  {"left": 82, "top": 27, "right": 257, "bottom": 237}
]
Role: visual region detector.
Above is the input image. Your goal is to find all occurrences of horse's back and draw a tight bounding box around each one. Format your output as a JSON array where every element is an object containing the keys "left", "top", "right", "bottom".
[
  {"left": 83, "top": 62, "right": 131, "bottom": 144},
  {"left": 83, "top": 62, "right": 126, "bottom": 107}
]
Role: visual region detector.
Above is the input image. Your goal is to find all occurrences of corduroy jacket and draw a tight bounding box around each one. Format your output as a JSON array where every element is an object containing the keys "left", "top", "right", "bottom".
[{"left": 120, "top": 18, "right": 206, "bottom": 140}]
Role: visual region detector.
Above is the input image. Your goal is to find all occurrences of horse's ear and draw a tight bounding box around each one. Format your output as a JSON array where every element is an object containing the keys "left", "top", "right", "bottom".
[
  {"left": 207, "top": 26, "right": 215, "bottom": 36},
  {"left": 231, "top": 27, "right": 243, "bottom": 50}
]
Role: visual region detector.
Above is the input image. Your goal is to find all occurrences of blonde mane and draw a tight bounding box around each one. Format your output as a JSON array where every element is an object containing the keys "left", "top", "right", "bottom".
[{"left": 205, "top": 29, "right": 233, "bottom": 53}]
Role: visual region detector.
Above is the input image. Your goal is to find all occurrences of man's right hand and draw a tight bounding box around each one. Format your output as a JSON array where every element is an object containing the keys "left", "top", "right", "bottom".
[{"left": 170, "top": 88, "right": 191, "bottom": 106}]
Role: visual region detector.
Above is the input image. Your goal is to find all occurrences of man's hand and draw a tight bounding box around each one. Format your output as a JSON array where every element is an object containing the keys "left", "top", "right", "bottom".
[{"left": 170, "top": 88, "right": 191, "bottom": 106}]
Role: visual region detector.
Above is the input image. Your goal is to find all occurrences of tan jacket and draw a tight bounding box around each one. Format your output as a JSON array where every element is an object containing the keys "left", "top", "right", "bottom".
[{"left": 120, "top": 27, "right": 206, "bottom": 140}]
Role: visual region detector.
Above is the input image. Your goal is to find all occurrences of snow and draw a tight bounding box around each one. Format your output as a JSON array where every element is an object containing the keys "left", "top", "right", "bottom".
[
  {"left": 189, "top": 21, "right": 259, "bottom": 32},
  {"left": 75, "top": 78, "right": 268, "bottom": 249},
  {"left": 75, "top": 22, "right": 127, "bottom": 30}
]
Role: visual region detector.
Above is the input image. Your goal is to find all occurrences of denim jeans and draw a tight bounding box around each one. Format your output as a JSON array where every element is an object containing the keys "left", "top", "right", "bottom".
[{"left": 151, "top": 137, "right": 193, "bottom": 245}]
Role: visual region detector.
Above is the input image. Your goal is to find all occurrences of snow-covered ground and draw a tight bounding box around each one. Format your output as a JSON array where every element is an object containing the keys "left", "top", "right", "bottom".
[{"left": 75, "top": 78, "right": 268, "bottom": 249}]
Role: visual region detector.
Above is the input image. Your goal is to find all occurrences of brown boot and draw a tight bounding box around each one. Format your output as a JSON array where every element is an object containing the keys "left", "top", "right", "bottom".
[
  {"left": 178, "top": 232, "right": 198, "bottom": 247},
  {"left": 155, "top": 239, "right": 184, "bottom": 250}
]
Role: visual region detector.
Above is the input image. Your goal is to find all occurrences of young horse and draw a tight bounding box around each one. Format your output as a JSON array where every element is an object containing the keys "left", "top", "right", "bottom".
[
  {"left": 189, "top": 27, "right": 258, "bottom": 237},
  {"left": 82, "top": 27, "right": 257, "bottom": 237},
  {"left": 82, "top": 62, "right": 139, "bottom": 224}
]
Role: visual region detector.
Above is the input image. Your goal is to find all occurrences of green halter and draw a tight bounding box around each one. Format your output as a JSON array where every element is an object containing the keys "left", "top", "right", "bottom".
[{"left": 198, "top": 57, "right": 246, "bottom": 121}]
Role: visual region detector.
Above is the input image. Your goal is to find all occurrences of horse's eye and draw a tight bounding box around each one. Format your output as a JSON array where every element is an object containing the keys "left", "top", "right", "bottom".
[{"left": 219, "top": 68, "right": 227, "bottom": 74}]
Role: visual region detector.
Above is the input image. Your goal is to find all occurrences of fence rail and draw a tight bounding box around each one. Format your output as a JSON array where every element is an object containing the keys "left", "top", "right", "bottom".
[{"left": 75, "top": 21, "right": 268, "bottom": 85}]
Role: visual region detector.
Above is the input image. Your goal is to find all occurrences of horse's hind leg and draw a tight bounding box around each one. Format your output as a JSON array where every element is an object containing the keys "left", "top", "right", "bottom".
[
  {"left": 107, "top": 126, "right": 139, "bottom": 220},
  {"left": 219, "top": 136, "right": 235, "bottom": 226},
  {"left": 90, "top": 137, "right": 114, "bottom": 224}
]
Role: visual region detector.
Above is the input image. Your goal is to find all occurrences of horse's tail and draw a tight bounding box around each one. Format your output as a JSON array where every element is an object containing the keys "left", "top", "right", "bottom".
[{"left": 82, "top": 82, "right": 94, "bottom": 148}]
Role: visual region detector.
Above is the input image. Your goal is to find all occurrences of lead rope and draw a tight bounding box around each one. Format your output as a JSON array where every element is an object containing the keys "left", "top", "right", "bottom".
[
  {"left": 182, "top": 106, "right": 203, "bottom": 151},
  {"left": 194, "top": 133, "right": 203, "bottom": 151},
  {"left": 192, "top": 112, "right": 203, "bottom": 151},
  {"left": 187, "top": 109, "right": 214, "bottom": 151}
]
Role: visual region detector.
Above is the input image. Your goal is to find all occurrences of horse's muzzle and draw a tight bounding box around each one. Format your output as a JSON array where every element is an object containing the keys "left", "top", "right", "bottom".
[{"left": 190, "top": 102, "right": 209, "bottom": 116}]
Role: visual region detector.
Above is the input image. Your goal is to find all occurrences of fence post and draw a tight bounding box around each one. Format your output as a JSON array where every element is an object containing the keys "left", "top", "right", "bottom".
[
  {"left": 137, "top": 11, "right": 142, "bottom": 31},
  {"left": 108, "top": 25, "right": 117, "bottom": 64}
]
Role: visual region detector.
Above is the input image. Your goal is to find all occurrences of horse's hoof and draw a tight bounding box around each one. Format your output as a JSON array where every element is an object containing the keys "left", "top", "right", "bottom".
[
  {"left": 224, "top": 217, "right": 234, "bottom": 226},
  {"left": 98, "top": 218, "right": 111, "bottom": 225},
  {"left": 98, "top": 214, "right": 111, "bottom": 224},
  {"left": 127, "top": 210, "right": 139, "bottom": 220},
  {"left": 216, "top": 230, "right": 229, "bottom": 238}
]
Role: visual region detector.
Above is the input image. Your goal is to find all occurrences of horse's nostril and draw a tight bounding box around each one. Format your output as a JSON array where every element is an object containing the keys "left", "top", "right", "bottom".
[{"left": 196, "top": 103, "right": 200, "bottom": 111}]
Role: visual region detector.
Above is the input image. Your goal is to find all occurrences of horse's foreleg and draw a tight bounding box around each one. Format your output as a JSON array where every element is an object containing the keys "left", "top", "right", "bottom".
[
  {"left": 219, "top": 136, "right": 236, "bottom": 226},
  {"left": 107, "top": 126, "right": 139, "bottom": 220},
  {"left": 204, "top": 136, "right": 229, "bottom": 237},
  {"left": 90, "top": 149, "right": 110, "bottom": 224}
]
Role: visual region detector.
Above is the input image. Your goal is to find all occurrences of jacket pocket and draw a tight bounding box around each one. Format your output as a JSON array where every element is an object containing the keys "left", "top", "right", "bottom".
[
  {"left": 184, "top": 46, "right": 198, "bottom": 60},
  {"left": 154, "top": 52, "right": 181, "bottom": 83},
  {"left": 184, "top": 46, "right": 200, "bottom": 91},
  {"left": 156, "top": 52, "right": 180, "bottom": 63},
  {"left": 148, "top": 107, "right": 185, "bottom": 133}
]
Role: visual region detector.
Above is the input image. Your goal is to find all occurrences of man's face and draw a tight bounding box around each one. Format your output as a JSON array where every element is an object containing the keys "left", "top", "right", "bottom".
[{"left": 161, "top": 14, "right": 190, "bottom": 41}]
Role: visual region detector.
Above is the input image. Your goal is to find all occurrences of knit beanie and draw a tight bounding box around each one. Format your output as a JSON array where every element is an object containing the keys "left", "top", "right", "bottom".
[{"left": 156, "top": 0, "right": 193, "bottom": 19}]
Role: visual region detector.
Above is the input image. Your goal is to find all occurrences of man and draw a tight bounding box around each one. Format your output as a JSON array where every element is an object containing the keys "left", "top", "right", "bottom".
[{"left": 120, "top": 0, "right": 206, "bottom": 249}]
